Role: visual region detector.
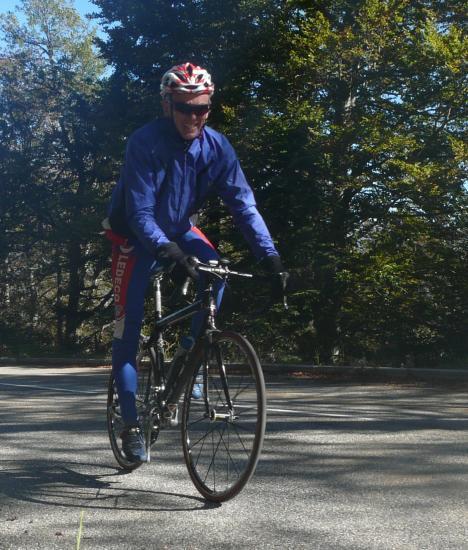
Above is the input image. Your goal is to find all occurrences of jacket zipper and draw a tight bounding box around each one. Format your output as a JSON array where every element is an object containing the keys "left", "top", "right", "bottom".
[{"left": 177, "top": 143, "right": 190, "bottom": 224}]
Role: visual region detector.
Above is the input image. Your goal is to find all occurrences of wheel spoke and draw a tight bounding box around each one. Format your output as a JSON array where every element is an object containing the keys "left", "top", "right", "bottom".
[
  {"left": 202, "top": 424, "right": 226, "bottom": 484},
  {"left": 189, "top": 424, "right": 220, "bottom": 450},
  {"left": 194, "top": 427, "right": 208, "bottom": 469},
  {"left": 230, "top": 424, "right": 252, "bottom": 458},
  {"left": 232, "top": 379, "right": 255, "bottom": 401},
  {"left": 187, "top": 414, "right": 209, "bottom": 427},
  {"left": 217, "top": 427, "right": 242, "bottom": 477}
]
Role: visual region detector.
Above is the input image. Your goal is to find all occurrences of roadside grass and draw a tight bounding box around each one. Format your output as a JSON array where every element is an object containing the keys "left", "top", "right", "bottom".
[{"left": 76, "top": 511, "right": 84, "bottom": 550}]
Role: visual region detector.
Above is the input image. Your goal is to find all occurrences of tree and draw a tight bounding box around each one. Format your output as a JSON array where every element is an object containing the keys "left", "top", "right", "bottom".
[
  {"left": 3, "top": 0, "right": 465, "bottom": 366},
  {"left": 222, "top": 0, "right": 468, "bottom": 365},
  {"left": 0, "top": 0, "right": 110, "bottom": 351},
  {"left": 93, "top": 0, "right": 467, "bottom": 365}
]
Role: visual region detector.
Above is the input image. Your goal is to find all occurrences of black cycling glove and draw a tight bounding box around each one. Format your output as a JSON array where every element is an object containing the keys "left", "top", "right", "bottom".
[
  {"left": 155, "top": 242, "right": 199, "bottom": 285},
  {"left": 261, "top": 255, "right": 290, "bottom": 304}
]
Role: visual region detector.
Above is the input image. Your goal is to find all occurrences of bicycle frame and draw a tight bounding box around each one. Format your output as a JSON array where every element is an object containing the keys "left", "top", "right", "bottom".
[
  {"left": 145, "top": 271, "right": 218, "bottom": 407},
  {"left": 144, "top": 262, "right": 252, "bottom": 410}
]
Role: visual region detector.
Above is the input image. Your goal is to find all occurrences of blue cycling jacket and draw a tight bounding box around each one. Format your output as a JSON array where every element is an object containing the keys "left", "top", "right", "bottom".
[{"left": 108, "top": 117, "right": 278, "bottom": 260}]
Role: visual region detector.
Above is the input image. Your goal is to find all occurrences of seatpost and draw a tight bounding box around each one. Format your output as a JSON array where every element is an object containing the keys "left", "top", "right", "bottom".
[
  {"left": 207, "top": 283, "right": 217, "bottom": 330},
  {"left": 154, "top": 277, "right": 165, "bottom": 363},
  {"left": 155, "top": 277, "right": 162, "bottom": 321}
]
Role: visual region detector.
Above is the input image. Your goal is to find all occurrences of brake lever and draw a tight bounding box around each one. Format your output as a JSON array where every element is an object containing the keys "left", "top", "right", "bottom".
[
  {"left": 181, "top": 277, "right": 191, "bottom": 296},
  {"left": 167, "top": 278, "right": 192, "bottom": 308},
  {"left": 280, "top": 272, "right": 290, "bottom": 310}
]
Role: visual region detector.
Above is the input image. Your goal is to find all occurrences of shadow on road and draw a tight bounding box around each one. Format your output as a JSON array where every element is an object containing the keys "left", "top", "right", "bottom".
[
  {"left": 2, "top": 369, "right": 467, "bottom": 515},
  {"left": 0, "top": 460, "right": 220, "bottom": 512}
]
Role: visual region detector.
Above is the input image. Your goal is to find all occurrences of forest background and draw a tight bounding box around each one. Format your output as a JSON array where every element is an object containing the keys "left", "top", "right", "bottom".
[{"left": 0, "top": 0, "right": 466, "bottom": 367}]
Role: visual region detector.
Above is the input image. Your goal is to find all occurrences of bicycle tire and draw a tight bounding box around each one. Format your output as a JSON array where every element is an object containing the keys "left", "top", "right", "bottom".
[
  {"left": 181, "top": 330, "right": 266, "bottom": 502},
  {"left": 106, "top": 350, "right": 155, "bottom": 470}
]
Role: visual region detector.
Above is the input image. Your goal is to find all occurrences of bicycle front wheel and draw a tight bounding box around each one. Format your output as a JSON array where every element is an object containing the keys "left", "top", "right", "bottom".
[{"left": 181, "top": 331, "right": 266, "bottom": 502}]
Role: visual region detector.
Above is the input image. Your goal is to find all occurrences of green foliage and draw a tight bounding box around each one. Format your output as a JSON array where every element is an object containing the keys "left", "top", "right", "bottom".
[
  {"left": 1, "top": 0, "right": 466, "bottom": 367},
  {"left": 232, "top": 0, "right": 468, "bottom": 365},
  {"left": 0, "top": 0, "right": 111, "bottom": 351}
]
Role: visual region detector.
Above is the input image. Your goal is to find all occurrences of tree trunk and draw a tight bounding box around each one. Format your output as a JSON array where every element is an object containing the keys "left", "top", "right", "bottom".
[{"left": 64, "top": 239, "right": 84, "bottom": 349}]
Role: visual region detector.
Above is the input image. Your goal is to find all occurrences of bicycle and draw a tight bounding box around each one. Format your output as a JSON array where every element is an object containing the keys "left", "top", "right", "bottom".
[{"left": 106, "top": 258, "right": 267, "bottom": 502}]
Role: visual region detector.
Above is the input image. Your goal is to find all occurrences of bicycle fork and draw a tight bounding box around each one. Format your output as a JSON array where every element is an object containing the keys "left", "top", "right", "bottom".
[{"left": 202, "top": 342, "right": 238, "bottom": 424}]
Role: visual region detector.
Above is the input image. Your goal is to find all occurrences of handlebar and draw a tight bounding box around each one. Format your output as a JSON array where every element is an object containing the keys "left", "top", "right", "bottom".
[
  {"left": 195, "top": 259, "right": 253, "bottom": 279},
  {"left": 180, "top": 258, "right": 252, "bottom": 297},
  {"left": 160, "top": 257, "right": 288, "bottom": 310}
]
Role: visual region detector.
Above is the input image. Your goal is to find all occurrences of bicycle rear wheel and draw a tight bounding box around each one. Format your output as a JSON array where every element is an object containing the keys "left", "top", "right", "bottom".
[
  {"left": 181, "top": 331, "right": 266, "bottom": 501},
  {"left": 106, "top": 350, "right": 155, "bottom": 470}
]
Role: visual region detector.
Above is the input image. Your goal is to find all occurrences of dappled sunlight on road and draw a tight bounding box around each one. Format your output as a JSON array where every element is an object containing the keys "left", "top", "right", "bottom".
[{"left": 1, "top": 366, "right": 467, "bottom": 549}]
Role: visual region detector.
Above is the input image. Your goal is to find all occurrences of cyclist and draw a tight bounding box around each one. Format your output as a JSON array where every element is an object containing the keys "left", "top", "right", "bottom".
[{"left": 103, "top": 62, "right": 287, "bottom": 464}]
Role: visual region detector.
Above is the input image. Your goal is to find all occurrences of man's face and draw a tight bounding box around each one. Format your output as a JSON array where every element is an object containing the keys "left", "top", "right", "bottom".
[{"left": 164, "top": 92, "right": 211, "bottom": 140}]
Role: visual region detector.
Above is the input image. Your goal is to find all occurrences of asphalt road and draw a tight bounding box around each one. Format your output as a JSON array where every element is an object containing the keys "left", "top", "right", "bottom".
[{"left": 0, "top": 364, "right": 467, "bottom": 549}]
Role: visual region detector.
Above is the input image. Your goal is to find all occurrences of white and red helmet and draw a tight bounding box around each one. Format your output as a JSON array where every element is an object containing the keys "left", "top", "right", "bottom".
[{"left": 160, "top": 62, "right": 214, "bottom": 98}]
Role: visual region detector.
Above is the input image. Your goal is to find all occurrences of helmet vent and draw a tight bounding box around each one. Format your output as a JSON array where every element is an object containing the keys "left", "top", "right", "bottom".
[{"left": 160, "top": 63, "right": 214, "bottom": 97}]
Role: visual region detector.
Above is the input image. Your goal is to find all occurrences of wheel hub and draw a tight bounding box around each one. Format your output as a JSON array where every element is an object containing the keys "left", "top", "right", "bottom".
[{"left": 209, "top": 408, "right": 238, "bottom": 423}]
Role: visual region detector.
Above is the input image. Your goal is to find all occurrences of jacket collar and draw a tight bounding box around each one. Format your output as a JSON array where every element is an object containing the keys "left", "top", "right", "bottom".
[{"left": 161, "top": 117, "right": 204, "bottom": 157}]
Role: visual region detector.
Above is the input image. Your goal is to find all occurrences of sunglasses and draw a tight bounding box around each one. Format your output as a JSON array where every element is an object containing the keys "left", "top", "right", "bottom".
[{"left": 172, "top": 102, "right": 211, "bottom": 116}]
